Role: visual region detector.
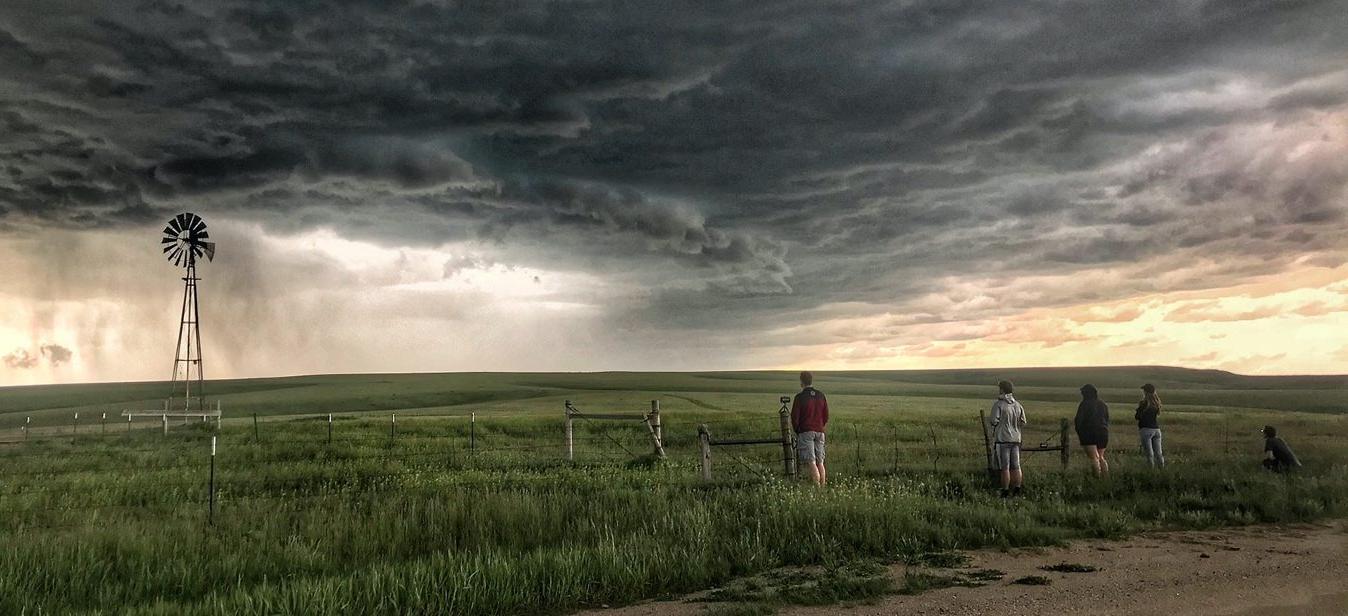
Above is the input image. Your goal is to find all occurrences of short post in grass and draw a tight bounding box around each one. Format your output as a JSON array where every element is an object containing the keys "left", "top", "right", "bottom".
[
  {"left": 778, "top": 397, "right": 796, "bottom": 477},
  {"left": 327, "top": 413, "right": 333, "bottom": 445},
  {"left": 208, "top": 435, "right": 217, "bottom": 526},
  {"left": 23, "top": 416, "right": 29, "bottom": 441},
  {"left": 564, "top": 401, "right": 575, "bottom": 462},
  {"left": 252, "top": 413, "right": 259, "bottom": 441},
  {"left": 162, "top": 413, "right": 168, "bottom": 436},
  {"left": 698, "top": 423, "right": 713, "bottom": 481},
  {"left": 73, "top": 412, "right": 78, "bottom": 434},
  {"left": 1059, "top": 418, "right": 1071, "bottom": 469},
  {"left": 470, "top": 412, "right": 476, "bottom": 453},
  {"left": 127, "top": 413, "right": 132, "bottom": 433},
  {"left": 101, "top": 411, "right": 106, "bottom": 434},
  {"left": 390, "top": 413, "right": 396, "bottom": 438}
]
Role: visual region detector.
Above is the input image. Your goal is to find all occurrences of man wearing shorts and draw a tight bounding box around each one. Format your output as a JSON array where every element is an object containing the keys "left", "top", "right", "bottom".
[
  {"left": 791, "top": 371, "right": 829, "bottom": 486},
  {"left": 989, "top": 380, "right": 1027, "bottom": 498}
]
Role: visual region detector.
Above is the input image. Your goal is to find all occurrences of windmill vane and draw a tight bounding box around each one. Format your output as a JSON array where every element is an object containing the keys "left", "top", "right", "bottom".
[{"left": 161, "top": 211, "right": 216, "bottom": 268}]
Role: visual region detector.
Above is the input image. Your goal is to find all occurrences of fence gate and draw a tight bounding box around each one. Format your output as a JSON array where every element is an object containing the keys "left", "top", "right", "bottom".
[
  {"left": 696, "top": 396, "right": 797, "bottom": 481},
  {"left": 979, "top": 409, "right": 1070, "bottom": 474},
  {"left": 564, "top": 400, "right": 665, "bottom": 461}
]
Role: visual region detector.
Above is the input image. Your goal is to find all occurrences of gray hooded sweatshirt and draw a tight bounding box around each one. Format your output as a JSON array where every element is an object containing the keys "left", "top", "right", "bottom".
[{"left": 990, "top": 394, "right": 1027, "bottom": 444}]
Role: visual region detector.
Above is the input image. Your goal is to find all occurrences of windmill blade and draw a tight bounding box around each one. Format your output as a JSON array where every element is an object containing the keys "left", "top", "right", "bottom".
[
  {"left": 175, "top": 213, "right": 189, "bottom": 230},
  {"left": 163, "top": 243, "right": 177, "bottom": 254},
  {"left": 161, "top": 237, "right": 176, "bottom": 244},
  {"left": 201, "top": 241, "right": 216, "bottom": 261},
  {"left": 189, "top": 218, "right": 206, "bottom": 234},
  {"left": 163, "top": 224, "right": 177, "bottom": 236},
  {"left": 195, "top": 229, "right": 210, "bottom": 240}
]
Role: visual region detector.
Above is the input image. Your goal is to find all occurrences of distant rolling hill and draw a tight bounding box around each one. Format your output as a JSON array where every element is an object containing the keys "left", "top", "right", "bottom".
[{"left": 1, "top": 366, "right": 1343, "bottom": 429}]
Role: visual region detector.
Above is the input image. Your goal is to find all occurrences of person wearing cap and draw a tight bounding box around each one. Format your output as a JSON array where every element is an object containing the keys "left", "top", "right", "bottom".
[
  {"left": 989, "top": 380, "right": 1027, "bottom": 498},
  {"left": 1074, "top": 384, "right": 1110, "bottom": 476},
  {"left": 1262, "top": 426, "right": 1302, "bottom": 473},
  {"left": 1135, "top": 383, "right": 1164, "bottom": 468},
  {"left": 790, "top": 371, "right": 829, "bottom": 486}
]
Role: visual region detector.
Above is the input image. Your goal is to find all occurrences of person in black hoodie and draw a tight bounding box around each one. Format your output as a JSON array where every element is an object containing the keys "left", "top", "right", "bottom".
[
  {"left": 1135, "top": 383, "right": 1164, "bottom": 468},
  {"left": 1075, "top": 384, "right": 1110, "bottom": 476}
]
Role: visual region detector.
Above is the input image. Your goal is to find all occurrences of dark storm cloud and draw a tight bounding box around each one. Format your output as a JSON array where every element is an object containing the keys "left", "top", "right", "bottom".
[{"left": 2, "top": 0, "right": 1347, "bottom": 335}]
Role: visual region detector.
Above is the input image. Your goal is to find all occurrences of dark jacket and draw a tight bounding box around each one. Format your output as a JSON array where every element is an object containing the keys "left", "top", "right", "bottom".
[
  {"left": 1074, "top": 385, "right": 1109, "bottom": 438},
  {"left": 1265, "top": 437, "right": 1302, "bottom": 469},
  {"left": 1135, "top": 400, "right": 1160, "bottom": 429},
  {"left": 790, "top": 387, "right": 829, "bottom": 433}
]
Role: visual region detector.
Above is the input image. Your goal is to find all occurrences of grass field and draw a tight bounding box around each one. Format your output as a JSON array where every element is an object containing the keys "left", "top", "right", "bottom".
[{"left": 0, "top": 367, "right": 1345, "bottom": 614}]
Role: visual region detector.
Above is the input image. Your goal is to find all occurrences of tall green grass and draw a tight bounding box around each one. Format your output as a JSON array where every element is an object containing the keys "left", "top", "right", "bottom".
[{"left": 0, "top": 402, "right": 1344, "bottom": 615}]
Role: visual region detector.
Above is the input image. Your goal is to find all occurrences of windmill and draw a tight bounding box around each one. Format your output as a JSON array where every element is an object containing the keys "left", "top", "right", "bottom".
[{"left": 161, "top": 212, "right": 216, "bottom": 413}]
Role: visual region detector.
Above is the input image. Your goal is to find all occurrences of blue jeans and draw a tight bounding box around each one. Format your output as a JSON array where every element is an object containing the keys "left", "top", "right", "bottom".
[{"left": 1139, "top": 428, "right": 1164, "bottom": 467}]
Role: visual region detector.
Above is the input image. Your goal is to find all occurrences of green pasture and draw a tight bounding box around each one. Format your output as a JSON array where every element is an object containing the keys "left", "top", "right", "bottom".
[{"left": 0, "top": 367, "right": 1344, "bottom": 614}]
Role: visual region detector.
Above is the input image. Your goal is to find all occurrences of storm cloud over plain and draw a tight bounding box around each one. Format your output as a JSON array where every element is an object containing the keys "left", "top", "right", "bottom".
[{"left": 2, "top": 0, "right": 1347, "bottom": 381}]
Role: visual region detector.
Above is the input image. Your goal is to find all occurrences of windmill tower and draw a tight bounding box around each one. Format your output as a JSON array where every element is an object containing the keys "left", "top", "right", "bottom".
[{"left": 161, "top": 213, "right": 216, "bottom": 412}]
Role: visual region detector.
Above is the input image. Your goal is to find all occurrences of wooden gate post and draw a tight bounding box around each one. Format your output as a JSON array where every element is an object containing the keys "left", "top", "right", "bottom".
[
  {"left": 778, "top": 396, "right": 796, "bottom": 476},
  {"left": 698, "top": 424, "right": 712, "bottom": 481},
  {"left": 978, "top": 409, "right": 994, "bottom": 476},
  {"left": 564, "top": 400, "right": 575, "bottom": 462},
  {"left": 1060, "top": 418, "right": 1071, "bottom": 469},
  {"left": 644, "top": 400, "right": 666, "bottom": 459},
  {"left": 650, "top": 400, "right": 662, "bottom": 445}
]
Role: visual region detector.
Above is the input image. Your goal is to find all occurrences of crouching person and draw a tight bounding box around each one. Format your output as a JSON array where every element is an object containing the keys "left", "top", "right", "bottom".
[
  {"left": 791, "top": 371, "right": 829, "bottom": 486},
  {"left": 990, "top": 380, "right": 1027, "bottom": 498},
  {"left": 1262, "top": 425, "right": 1302, "bottom": 473}
]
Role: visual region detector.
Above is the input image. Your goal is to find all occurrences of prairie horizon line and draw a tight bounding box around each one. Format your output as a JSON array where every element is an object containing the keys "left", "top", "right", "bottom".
[{"left": 4, "top": 364, "right": 1345, "bottom": 391}]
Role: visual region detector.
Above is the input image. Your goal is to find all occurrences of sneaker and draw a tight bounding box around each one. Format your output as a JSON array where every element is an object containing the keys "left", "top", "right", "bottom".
[
  {"left": 999, "top": 488, "right": 1010, "bottom": 499},
  {"left": 1011, "top": 486, "right": 1023, "bottom": 497}
]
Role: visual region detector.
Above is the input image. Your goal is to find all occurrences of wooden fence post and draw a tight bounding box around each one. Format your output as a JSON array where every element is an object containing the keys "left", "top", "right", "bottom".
[
  {"left": 650, "top": 400, "right": 662, "bottom": 445},
  {"left": 698, "top": 424, "right": 712, "bottom": 481},
  {"left": 564, "top": 401, "right": 575, "bottom": 462},
  {"left": 1060, "top": 418, "right": 1071, "bottom": 469},
  {"left": 778, "top": 396, "right": 796, "bottom": 477},
  {"left": 978, "top": 409, "right": 994, "bottom": 476},
  {"left": 644, "top": 415, "right": 666, "bottom": 459}
]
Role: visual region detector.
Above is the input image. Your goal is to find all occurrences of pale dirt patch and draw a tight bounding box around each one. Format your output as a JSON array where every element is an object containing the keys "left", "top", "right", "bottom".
[{"left": 576, "top": 522, "right": 1348, "bottom": 616}]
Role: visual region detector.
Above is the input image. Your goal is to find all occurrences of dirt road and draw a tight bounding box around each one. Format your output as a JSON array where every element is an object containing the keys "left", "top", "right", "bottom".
[{"left": 579, "top": 522, "right": 1348, "bottom": 616}]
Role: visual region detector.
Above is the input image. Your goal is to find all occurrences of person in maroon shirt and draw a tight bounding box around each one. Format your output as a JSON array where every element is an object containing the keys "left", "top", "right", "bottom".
[{"left": 791, "top": 371, "right": 830, "bottom": 486}]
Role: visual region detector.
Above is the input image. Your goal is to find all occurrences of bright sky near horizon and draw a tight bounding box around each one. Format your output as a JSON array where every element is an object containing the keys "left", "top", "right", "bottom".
[{"left": 1, "top": 2, "right": 1346, "bottom": 384}]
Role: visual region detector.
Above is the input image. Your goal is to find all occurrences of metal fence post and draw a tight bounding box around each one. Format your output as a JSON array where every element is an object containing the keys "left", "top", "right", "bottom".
[
  {"left": 327, "top": 413, "right": 333, "bottom": 445},
  {"left": 101, "top": 412, "right": 107, "bottom": 434},
  {"left": 1060, "top": 418, "right": 1071, "bottom": 469},
  {"left": 778, "top": 397, "right": 796, "bottom": 477},
  {"left": 208, "top": 436, "right": 217, "bottom": 525},
  {"left": 24, "top": 416, "right": 30, "bottom": 441},
  {"left": 470, "top": 412, "right": 476, "bottom": 452},
  {"left": 390, "top": 413, "right": 396, "bottom": 438},
  {"left": 162, "top": 413, "right": 168, "bottom": 436},
  {"left": 73, "top": 412, "right": 79, "bottom": 434},
  {"left": 253, "top": 413, "right": 259, "bottom": 441}
]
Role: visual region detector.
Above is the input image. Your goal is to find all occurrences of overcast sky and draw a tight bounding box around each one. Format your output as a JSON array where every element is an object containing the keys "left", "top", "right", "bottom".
[{"left": 2, "top": 0, "right": 1347, "bottom": 384}]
